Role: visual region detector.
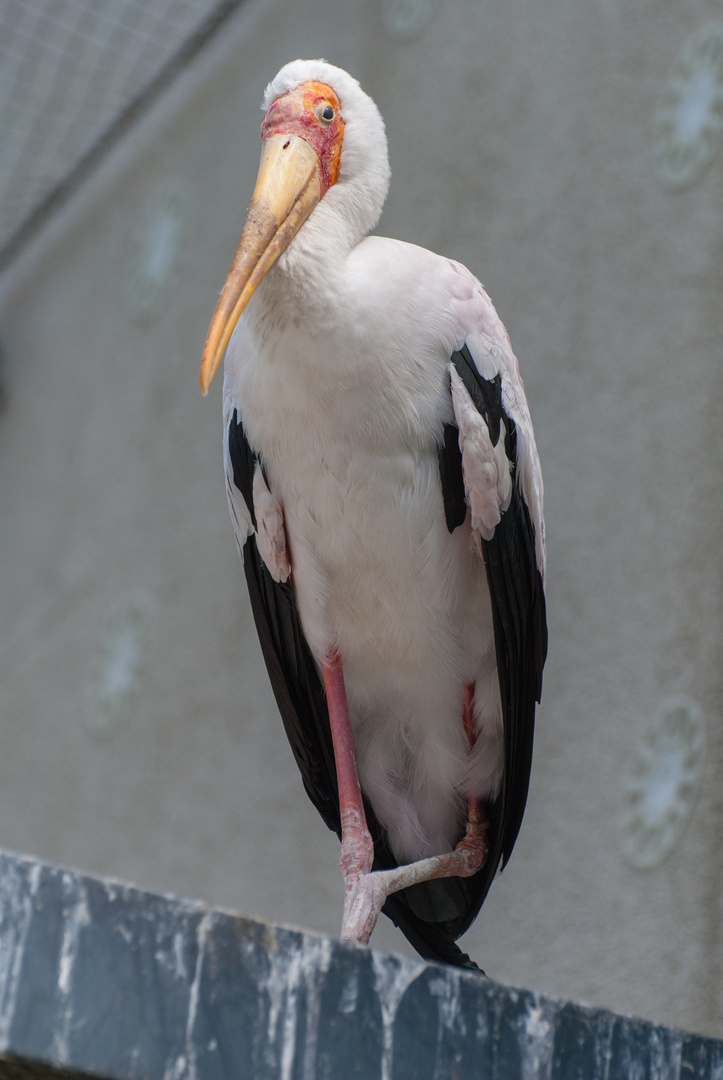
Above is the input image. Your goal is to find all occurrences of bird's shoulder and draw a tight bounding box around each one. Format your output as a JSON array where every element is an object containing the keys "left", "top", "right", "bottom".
[{"left": 351, "top": 238, "right": 514, "bottom": 363}]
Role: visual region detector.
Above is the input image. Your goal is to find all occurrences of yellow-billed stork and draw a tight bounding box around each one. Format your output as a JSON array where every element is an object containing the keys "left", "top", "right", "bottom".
[{"left": 200, "top": 60, "right": 547, "bottom": 970}]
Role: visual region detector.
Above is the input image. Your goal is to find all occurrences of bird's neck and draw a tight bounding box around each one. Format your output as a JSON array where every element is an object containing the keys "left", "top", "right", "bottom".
[{"left": 253, "top": 200, "right": 361, "bottom": 331}]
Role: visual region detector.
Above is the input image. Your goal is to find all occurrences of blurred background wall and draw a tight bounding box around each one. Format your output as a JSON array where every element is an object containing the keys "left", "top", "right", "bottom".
[{"left": 1, "top": 0, "right": 722, "bottom": 1039}]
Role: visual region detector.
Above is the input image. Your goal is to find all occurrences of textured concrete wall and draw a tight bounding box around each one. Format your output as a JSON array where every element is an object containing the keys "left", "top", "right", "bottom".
[
  {"left": 1, "top": 0, "right": 722, "bottom": 1040},
  {"left": 2, "top": 849, "right": 723, "bottom": 1080}
]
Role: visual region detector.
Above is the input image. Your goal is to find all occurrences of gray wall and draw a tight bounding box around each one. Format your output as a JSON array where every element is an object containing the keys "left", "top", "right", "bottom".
[{"left": 1, "top": 0, "right": 722, "bottom": 1038}]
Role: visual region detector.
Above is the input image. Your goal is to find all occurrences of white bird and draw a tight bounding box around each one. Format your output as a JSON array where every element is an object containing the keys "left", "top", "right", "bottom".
[{"left": 200, "top": 60, "right": 547, "bottom": 970}]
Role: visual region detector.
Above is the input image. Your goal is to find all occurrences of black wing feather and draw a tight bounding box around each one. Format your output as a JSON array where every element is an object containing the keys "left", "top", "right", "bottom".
[
  {"left": 437, "top": 423, "right": 466, "bottom": 532},
  {"left": 409, "top": 345, "right": 546, "bottom": 950},
  {"left": 449, "top": 345, "right": 547, "bottom": 871}
]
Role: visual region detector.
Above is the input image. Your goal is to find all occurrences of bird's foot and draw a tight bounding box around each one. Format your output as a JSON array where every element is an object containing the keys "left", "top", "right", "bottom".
[
  {"left": 341, "top": 872, "right": 389, "bottom": 945},
  {"left": 340, "top": 833, "right": 487, "bottom": 946}
]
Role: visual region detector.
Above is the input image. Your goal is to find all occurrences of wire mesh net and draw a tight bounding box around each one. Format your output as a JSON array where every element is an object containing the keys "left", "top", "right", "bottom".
[{"left": 0, "top": 0, "right": 239, "bottom": 267}]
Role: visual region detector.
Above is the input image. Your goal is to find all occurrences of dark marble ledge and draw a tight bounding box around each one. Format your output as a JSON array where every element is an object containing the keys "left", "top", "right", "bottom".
[{"left": 0, "top": 848, "right": 720, "bottom": 1080}]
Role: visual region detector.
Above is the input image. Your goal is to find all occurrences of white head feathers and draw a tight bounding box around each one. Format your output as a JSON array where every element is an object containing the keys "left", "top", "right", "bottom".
[{"left": 262, "top": 60, "right": 391, "bottom": 243}]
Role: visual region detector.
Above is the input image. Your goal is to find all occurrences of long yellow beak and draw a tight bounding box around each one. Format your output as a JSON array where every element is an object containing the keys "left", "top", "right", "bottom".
[{"left": 200, "top": 133, "right": 321, "bottom": 394}]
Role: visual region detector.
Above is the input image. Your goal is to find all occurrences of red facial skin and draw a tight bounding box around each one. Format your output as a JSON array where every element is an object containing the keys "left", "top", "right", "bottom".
[{"left": 261, "top": 81, "right": 344, "bottom": 196}]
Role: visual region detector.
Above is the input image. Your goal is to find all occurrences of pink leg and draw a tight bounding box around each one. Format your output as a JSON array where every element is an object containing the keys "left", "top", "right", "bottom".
[
  {"left": 461, "top": 682, "right": 488, "bottom": 848},
  {"left": 323, "top": 655, "right": 487, "bottom": 946},
  {"left": 322, "top": 650, "right": 375, "bottom": 927}
]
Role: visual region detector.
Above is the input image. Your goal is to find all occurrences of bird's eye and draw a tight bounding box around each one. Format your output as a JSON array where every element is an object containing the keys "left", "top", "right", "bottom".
[{"left": 320, "top": 104, "right": 335, "bottom": 124}]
